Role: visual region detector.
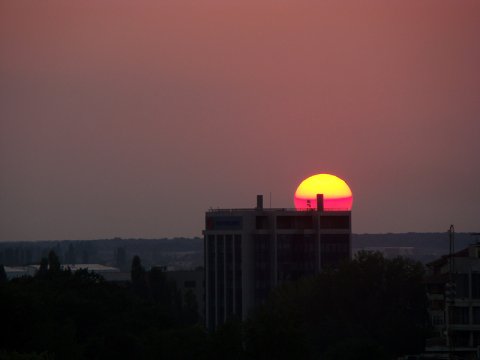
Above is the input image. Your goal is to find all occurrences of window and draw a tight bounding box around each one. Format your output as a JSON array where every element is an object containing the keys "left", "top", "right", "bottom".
[
  {"left": 449, "top": 306, "right": 469, "bottom": 325},
  {"left": 473, "top": 331, "right": 480, "bottom": 346},
  {"left": 472, "top": 273, "right": 480, "bottom": 298},
  {"left": 455, "top": 274, "right": 469, "bottom": 298},
  {"left": 473, "top": 307, "right": 480, "bottom": 324},
  {"left": 256, "top": 216, "right": 269, "bottom": 230},
  {"left": 320, "top": 215, "right": 350, "bottom": 229},
  {"left": 277, "top": 216, "right": 313, "bottom": 229},
  {"left": 277, "top": 216, "right": 294, "bottom": 229},
  {"left": 432, "top": 313, "right": 444, "bottom": 325},
  {"left": 321, "top": 234, "right": 350, "bottom": 268},
  {"left": 451, "top": 331, "right": 470, "bottom": 347},
  {"left": 184, "top": 280, "right": 196, "bottom": 288}
]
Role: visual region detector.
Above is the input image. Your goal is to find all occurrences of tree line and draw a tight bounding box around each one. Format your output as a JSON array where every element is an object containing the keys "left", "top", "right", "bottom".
[{"left": 0, "top": 251, "right": 429, "bottom": 359}]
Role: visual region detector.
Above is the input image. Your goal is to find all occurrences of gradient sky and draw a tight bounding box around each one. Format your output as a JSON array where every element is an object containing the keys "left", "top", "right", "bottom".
[{"left": 1, "top": 1, "right": 479, "bottom": 241}]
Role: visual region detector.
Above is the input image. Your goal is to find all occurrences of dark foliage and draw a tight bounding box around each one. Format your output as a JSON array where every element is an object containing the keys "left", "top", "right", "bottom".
[
  {"left": 0, "top": 264, "right": 7, "bottom": 284},
  {"left": 36, "top": 258, "right": 48, "bottom": 279},
  {"left": 0, "top": 253, "right": 205, "bottom": 360},
  {"left": 0, "top": 351, "right": 54, "bottom": 360},
  {"left": 130, "top": 255, "right": 148, "bottom": 298},
  {"left": 243, "top": 251, "right": 429, "bottom": 359},
  {"left": 47, "top": 251, "right": 60, "bottom": 274},
  {"left": 0, "top": 251, "right": 428, "bottom": 359}
]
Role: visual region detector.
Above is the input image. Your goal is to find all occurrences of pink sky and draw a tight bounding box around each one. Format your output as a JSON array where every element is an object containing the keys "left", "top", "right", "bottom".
[{"left": 1, "top": 1, "right": 479, "bottom": 240}]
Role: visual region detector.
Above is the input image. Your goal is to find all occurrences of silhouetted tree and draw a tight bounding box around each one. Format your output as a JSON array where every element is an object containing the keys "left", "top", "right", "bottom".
[
  {"left": 210, "top": 320, "right": 244, "bottom": 360},
  {"left": 36, "top": 258, "right": 48, "bottom": 278},
  {"left": 131, "top": 255, "right": 145, "bottom": 282},
  {"left": 0, "top": 256, "right": 210, "bottom": 360},
  {"left": 245, "top": 251, "right": 428, "bottom": 359},
  {"left": 131, "top": 255, "right": 147, "bottom": 297},
  {"left": 47, "top": 250, "right": 61, "bottom": 274},
  {"left": 322, "top": 338, "right": 388, "bottom": 360},
  {"left": 148, "top": 266, "right": 168, "bottom": 302},
  {"left": 0, "top": 264, "right": 7, "bottom": 283},
  {"left": 183, "top": 289, "right": 199, "bottom": 324}
]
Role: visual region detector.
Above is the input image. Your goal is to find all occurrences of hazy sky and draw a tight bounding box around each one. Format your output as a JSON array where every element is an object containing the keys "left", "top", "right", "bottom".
[{"left": 1, "top": 1, "right": 479, "bottom": 241}]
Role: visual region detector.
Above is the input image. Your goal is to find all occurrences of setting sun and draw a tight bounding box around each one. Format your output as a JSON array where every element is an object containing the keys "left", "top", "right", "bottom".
[{"left": 294, "top": 174, "right": 353, "bottom": 211}]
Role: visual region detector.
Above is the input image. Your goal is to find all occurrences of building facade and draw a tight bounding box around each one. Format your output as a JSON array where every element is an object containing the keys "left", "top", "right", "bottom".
[
  {"left": 426, "top": 243, "right": 480, "bottom": 359},
  {"left": 204, "top": 195, "right": 351, "bottom": 330}
]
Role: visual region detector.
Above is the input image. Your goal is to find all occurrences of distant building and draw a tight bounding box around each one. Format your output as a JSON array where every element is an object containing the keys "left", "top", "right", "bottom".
[
  {"left": 62, "top": 264, "right": 131, "bottom": 282},
  {"left": 204, "top": 195, "right": 352, "bottom": 331},
  {"left": 4, "top": 266, "right": 35, "bottom": 279},
  {"left": 3, "top": 264, "right": 129, "bottom": 282},
  {"left": 425, "top": 243, "right": 480, "bottom": 359}
]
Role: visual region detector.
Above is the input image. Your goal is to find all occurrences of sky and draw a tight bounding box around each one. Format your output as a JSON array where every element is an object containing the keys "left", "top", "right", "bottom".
[{"left": 1, "top": 1, "right": 479, "bottom": 241}]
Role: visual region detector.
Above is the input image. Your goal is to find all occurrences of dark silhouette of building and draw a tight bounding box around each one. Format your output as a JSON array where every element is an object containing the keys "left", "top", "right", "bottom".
[
  {"left": 204, "top": 194, "right": 351, "bottom": 330},
  {"left": 426, "top": 242, "right": 480, "bottom": 358}
]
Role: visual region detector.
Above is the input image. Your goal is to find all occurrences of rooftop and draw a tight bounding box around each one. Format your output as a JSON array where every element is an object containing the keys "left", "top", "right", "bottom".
[{"left": 207, "top": 207, "right": 351, "bottom": 213}]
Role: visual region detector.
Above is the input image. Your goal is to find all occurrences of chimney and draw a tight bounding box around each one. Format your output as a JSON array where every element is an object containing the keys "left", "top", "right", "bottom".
[
  {"left": 256, "top": 195, "right": 263, "bottom": 209},
  {"left": 316, "top": 194, "right": 324, "bottom": 211}
]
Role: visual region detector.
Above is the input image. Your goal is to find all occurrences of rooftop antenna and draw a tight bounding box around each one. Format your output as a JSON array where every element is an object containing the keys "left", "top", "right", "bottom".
[
  {"left": 449, "top": 225, "right": 455, "bottom": 275},
  {"left": 269, "top": 192, "right": 272, "bottom": 208}
]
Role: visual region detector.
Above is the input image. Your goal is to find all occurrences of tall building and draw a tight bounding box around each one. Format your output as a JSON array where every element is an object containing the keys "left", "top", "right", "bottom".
[{"left": 204, "top": 194, "right": 351, "bottom": 330}]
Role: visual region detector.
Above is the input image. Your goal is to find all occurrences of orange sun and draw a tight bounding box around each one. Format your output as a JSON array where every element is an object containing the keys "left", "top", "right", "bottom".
[{"left": 294, "top": 173, "right": 353, "bottom": 211}]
